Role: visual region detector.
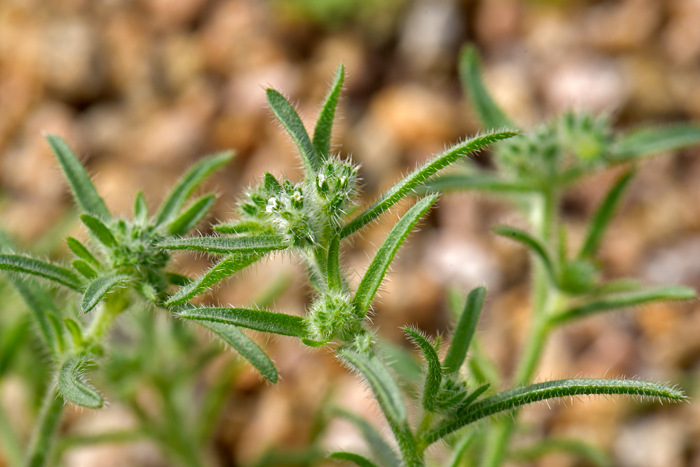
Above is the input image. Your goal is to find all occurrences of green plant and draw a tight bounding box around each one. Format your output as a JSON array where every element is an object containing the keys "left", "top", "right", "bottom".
[
  {"left": 153, "top": 64, "right": 691, "bottom": 467},
  {"left": 0, "top": 142, "right": 237, "bottom": 467},
  {"left": 419, "top": 45, "right": 700, "bottom": 467}
]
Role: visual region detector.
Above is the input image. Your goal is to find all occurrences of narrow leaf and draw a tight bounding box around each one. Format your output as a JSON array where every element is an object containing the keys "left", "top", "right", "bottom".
[
  {"left": 214, "top": 221, "right": 273, "bottom": 235},
  {"left": 423, "top": 378, "right": 685, "bottom": 445},
  {"left": 551, "top": 286, "right": 697, "bottom": 326},
  {"left": 165, "top": 272, "right": 192, "bottom": 286},
  {"left": 493, "top": 226, "right": 557, "bottom": 284},
  {"left": 313, "top": 64, "right": 345, "bottom": 159},
  {"left": 155, "top": 151, "right": 233, "bottom": 226},
  {"left": 447, "top": 433, "right": 476, "bottom": 467},
  {"left": 422, "top": 173, "right": 535, "bottom": 194},
  {"left": 64, "top": 318, "right": 84, "bottom": 347},
  {"left": 81, "top": 274, "right": 131, "bottom": 313},
  {"left": 167, "top": 194, "right": 216, "bottom": 236},
  {"left": 0, "top": 254, "right": 82, "bottom": 290},
  {"left": 158, "top": 234, "right": 288, "bottom": 255},
  {"left": 46, "top": 135, "right": 111, "bottom": 220},
  {"left": 166, "top": 253, "right": 264, "bottom": 306},
  {"left": 334, "top": 409, "right": 402, "bottom": 467},
  {"left": 58, "top": 358, "right": 104, "bottom": 409},
  {"left": 0, "top": 318, "right": 30, "bottom": 377},
  {"left": 330, "top": 452, "right": 379, "bottom": 467},
  {"left": 337, "top": 348, "right": 407, "bottom": 424},
  {"left": 198, "top": 320, "right": 278, "bottom": 382},
  {"left": 342, "top": 131, "right": 516, "bottom": 237},
  {"left": 133, "top": 191, "right": 148, "bottom": 223},
  {"left": 461, "top": 383, "right": 490, "bottom": 408},
  {"left": 459, "top": 45, "right": 515, "bottom": 130},
  {"left": 443, "top": 286, "right": 485, "bottom": 374},
  {"left": 80, "top": 215, "right": 117, "bottom": 248},
  {"left": 178, "top": 307, "right": 309, "bottom": 338},
  {"left": 66, "top": 237, "right": 100, "bottom": 268},
  {"left": 327, "top": 235, "right": 343, "bottom": 292},
  {"left": 267, "top": 88, "right": 319, "bottom": 174},
  {"left": 354, "top": 195, "right": 437, "bottom": 317},
  {"left": 579, "top": 169, "right": 635, "bottom": 259},
  {"left": 612, "top": 124, "right": 700, "bottom": 160},
  {"left": 72, "top": 259, "right": 97, "bottom": 279},
  {"left": 405, "top": 328, "right": 442, "bottom": 412}
]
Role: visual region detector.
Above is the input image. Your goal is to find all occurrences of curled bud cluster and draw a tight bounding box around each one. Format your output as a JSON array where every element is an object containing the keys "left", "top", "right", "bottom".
[
  {"left": 307, "top": 291, "right": 362, "bottom": 342},
  {"left": 315, "top": 158, "right": 359, "bottom": 227}
]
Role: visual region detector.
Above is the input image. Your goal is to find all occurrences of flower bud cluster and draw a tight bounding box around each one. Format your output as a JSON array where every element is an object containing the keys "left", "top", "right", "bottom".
[
  {"left": 315, "top": 158, "right": 359, "bottom": 227},
  {"left": 307, "top": 290, "right": 362, "bottom": 343}
]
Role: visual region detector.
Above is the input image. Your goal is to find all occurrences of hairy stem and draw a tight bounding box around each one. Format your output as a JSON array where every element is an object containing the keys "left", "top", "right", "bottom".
[{"left": 24, "top": 386, "right": 64, "bottom": 467}]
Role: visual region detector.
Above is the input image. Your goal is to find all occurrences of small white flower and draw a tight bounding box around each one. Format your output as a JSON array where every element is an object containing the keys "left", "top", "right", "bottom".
[{"left": 265, "top": 197, "right": 278, "bottom": 213}]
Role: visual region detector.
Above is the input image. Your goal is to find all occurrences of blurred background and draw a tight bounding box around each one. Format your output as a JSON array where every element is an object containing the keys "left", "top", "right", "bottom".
[{"left": 1, "top": 0, "right": 700, "bottom": 466}]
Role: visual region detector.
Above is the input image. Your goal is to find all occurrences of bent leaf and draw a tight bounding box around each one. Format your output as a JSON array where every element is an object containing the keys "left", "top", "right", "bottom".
[
  {"left": 354, "top": 195, "right": 437, "bottom": 317},
  {"left": 198, "top": 320, "right": 278, "bottom": 382},
  {"left": 58, "top": 358, "right": 104, "bottom": 409},
  {"left": 313, "top": 64, "right": 345, "bottom": 159},
  {"left": 405, "top": 327, "right": 442, "bottom": 412},
  {"left": 612, "top": 124, "right": 700, "bottom": 160},
  {"left": 155, "top": 151, "right": 233, "bottom": 226},
  {"left": 443, "top": 286, "right": 485, "bottom": 374},
  {"left": 342, "top": 131, "right": 516, "bottom": 237},
  {"left": 493, "top": 226, "right": 557, "bottom": 285},
  {"left": 337, "top": 347, "right": 407, "bottom": 424},
  {"left": 579, "top": 169, "right": 635, "bottom": 259},
  {"left": 178, "top": 307, "right": 309, "bottom": 338},
  {"left": 551, "top": 286, "right": 697, "bottom": 325},
  {"left": 167, "top": 194, "right": 216, "bottom": 236},
  {"left": 423, "top": 378, "right": 685, "bottom": 445},
  {"left": 166, "top": 253, "right": 264, "bottom": 306},
  {"left": 158, "top": 235, "right": 288, "bottom": 255},
  {"left": 81, "top": 274, "right": 131, "bottom": 313},
  {"left": 459, "top": 45, "right": 515, "bottom": 130},
  {"left": 267, "top": 89, "right": 319, "bottom": 175},
  {"left": 0, "top": 254, "right": 82, "bottom": 290},
  {"left": 46, "top": 135, "right": 111, "bottom": 221}
]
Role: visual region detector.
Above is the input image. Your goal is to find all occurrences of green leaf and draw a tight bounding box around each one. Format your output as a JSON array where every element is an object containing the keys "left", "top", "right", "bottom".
[
  {"left": 342, "top": 130, "right": 516, "bottom": 237},
  {"left": 133, "top": 191, "right": 148, "bottom": 223},
  {"left": 167, "top": 194, "right": 216, "bottom": 236},
  {"left": 446, "top": 432, "right": 476, "bottom": 467},
  {"left": 155, "top": 151, "right": 233, "bottom": 227},
  {"left": 461, "top": 383, "right": 490, "bottom": 408},
  {"left": 422, "top": 173, "right": 535, "bottom": 194},
  {"left": 66, "top": 237, "right": 100, "bottom": 268},
  {"left": 334, "top": 409, "right": 401, "bottom": 467},
  {"left": 81, "top": 274, "right": 131, "bottom": 313},
  {"left": 330, "top": 452, "right": 379, "bottom": 467},
  {"left": 458, "top": 45, "right": 515, "bottom": 130},
  {"left": 80, "top": 215, "right": 117, "bottom": 249},
  {"left": 510, "top": 438, "right": 612, "bottom": 467},
  {"left": 404, "top": 328, "right": 442, "bottom": 412},
  {"left": 612, "top": 124, "right": 700, "bottom": 160},
  {"left": 64, "top": 318, "right": 84, "bottom": 348},
  {"left": 423, "top": 378, "right": 686, "bottom": 445},
  {"left": 579, "top": 169, "right": 635, "bottom": 259},
  {"left": 46, "top": 135, "right": 111, "bottom": 221},
  {"left": 166, "top": 253, "right": 265, "bottom": 306},
  {"left": 0, "top": 318, "right": 29, "bottom": 377},
  {"left": 493, "top": 226, "right": 557, "bottom": 285},
  {"left": 267, "top": 88, "right": 319, "bottom": 175},
  {"left": 178, "top": 307, "right": 309, "bottom": 338},
  {"left": 443, "top": 286, "right": 485, "bottom": 374},
  {"left": 58, "top": 358, "right": 104, "bottom": 409},
  {"left": 0, "top": 254, "right": 82, "bottom": 290},
  {"left": 337, "top": 347, "right": 407, "bottom": 424},
  {"left": 313, "top": 64, "right": 345, "bottom": 159},
  {"left": 165, "top": 272, "right": 192, "bottom": 286},
  {"left": 551, "top": 286, "right": 697, "bottom": 326},
  {"left": 214, "top": 221, "right": 274, "bottom": 235},
  {"left": 198, "top": 320, "right": 278, "bottom": 382},
  {"left": 354, "top": 195, "right": 437, "bottom": 317},
  {"left": 158, "top": 234, "right": 289, "bottom": 255},
  {"left": 327, "top": 235, "right": 343, "bottom": 292},
  {"left": 72, "top": 259, "right": 97, "bottom": 279}
]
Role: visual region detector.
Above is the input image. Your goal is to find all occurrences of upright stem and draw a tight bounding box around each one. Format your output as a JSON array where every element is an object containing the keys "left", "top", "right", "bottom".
[
  {"left": 481, "top": 189, "right": 558, "bottom": 467},
  {"left": 24, "top": 386, "right": 64, "bottom": 467}
]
